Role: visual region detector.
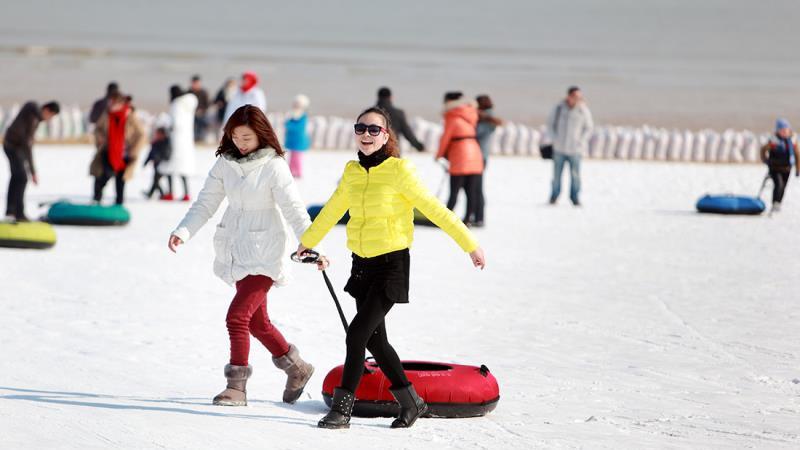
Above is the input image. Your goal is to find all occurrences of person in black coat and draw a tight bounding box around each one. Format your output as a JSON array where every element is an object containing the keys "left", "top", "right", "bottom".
[
  {"left": 3, "top": 101, "right": 59, "bottom": 221},
  {"left": 143, "top": 127, "right": 172, "bottom": 199},
  {"left": 190, "top": 75, "right": 210, "bottom": 142},
  {"left": 89, "top": 82, "right": 119, "bottom": 125},
  {"left": 375, "top": 87, "right": 425, "bottom": 154}
]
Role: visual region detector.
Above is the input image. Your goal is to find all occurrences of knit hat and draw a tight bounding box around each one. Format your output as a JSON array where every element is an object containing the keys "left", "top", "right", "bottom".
[
  {"left": 293, "top": 94, "right": 310, "bottom": 110},
  {"left": 776, "top": 118, "right": 791, "bottom": 131}
]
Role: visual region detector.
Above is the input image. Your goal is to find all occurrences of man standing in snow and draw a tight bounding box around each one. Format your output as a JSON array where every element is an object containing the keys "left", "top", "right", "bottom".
[
  {"left": 547, "top": 86, "right": 594, "bottom": 206},
  {"left": 3, "top": 101, "right": 59, "bottom": 221},
  {"left": 189, "top": 74, "right": 210, "bottom": 142},
  {"left": 89, "top": 82, "right": 119, "bottom": 125},
  {"left": 376, "top": 86, "right": 425, "bottom": 154}
]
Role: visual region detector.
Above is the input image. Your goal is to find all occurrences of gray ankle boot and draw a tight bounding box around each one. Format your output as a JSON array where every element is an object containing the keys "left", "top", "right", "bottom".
[
  {"left": 272, "top": 344, "right": 314, "bottom": 404},
  {"left": 390, "top": 383, "right": 429, "bottom": 428},
  {"left": 212, "top": 364, "right": 252, "bottom": 406}
]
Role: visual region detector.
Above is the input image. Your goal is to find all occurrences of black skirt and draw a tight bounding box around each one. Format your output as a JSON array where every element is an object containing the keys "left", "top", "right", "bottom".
[{"left": 343, "top": 249, "right": 410, "bottom": 304}]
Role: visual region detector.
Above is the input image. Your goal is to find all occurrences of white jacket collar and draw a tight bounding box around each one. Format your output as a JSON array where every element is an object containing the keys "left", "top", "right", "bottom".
[{"left": 222, "top": 147, "right": 276, "bottom": 172}]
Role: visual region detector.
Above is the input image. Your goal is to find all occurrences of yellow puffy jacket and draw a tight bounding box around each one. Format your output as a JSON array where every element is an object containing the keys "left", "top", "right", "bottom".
[{"left": 300, "top": 157, "right": 478, "bottom": 258}]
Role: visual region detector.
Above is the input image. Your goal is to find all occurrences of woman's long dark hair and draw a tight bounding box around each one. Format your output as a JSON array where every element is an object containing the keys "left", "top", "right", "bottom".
[
  {"left": 216, "top": 105, "right": 284, "bottom": 157},
  {"left": 357, "top": 107, "right": 399, "bottom": 158}
]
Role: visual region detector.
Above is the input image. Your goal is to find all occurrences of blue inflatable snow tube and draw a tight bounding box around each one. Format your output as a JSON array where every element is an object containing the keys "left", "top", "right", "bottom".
[{"left": 696, "top": 194, "right": 765, "bottom": 215}]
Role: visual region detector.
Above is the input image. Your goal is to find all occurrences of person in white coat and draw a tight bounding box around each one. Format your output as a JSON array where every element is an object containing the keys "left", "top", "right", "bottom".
[
  {"left": 168, "top": 105, "right": 327, "bottom": 407},
  {"left": 223, "top": 71, "right": 267, "bottom": 123},
  {"left": 547, "top": 86, "right": 594, "bottom": 206},
  {"left": 162, "top": 85, "right": 198, "bottom": 201}
]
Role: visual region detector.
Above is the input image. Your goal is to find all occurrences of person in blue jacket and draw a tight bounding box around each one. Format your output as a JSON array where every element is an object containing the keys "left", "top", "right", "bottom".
[
  {"left": 761, "top": 118, "right": 800, "bottom": 213},
  {"left": 284, "top": 94, "right": 311, "bottom": 178}
]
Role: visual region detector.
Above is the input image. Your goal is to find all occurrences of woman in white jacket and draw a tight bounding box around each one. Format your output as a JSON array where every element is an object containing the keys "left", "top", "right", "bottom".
[
  {"left": 168, "top": 105, "right": 326, "bottom": 407},
  {"left": 162, "top": 85, "right": 198, "bottom": 201}
]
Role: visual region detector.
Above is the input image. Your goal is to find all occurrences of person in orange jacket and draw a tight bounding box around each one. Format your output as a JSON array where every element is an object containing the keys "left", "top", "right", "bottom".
[{"left": 436, "top": 91, "right": 484, "bottom": 226}]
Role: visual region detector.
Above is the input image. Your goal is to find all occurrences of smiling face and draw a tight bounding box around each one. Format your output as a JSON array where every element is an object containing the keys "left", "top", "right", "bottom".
[
  {"left": 231, "top": 125, "right": 259, "bottom": 155},
  {"left": 355, "top": 112, "right": 389, "bottom": 156}
]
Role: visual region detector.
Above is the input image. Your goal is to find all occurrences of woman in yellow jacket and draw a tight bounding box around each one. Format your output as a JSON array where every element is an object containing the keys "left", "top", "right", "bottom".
[{"left": 297, "top": 107, "right": 486, "bottom": 430}]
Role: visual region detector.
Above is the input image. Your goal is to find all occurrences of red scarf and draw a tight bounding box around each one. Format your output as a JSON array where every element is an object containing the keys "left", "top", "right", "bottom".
[{"left": 107, "top": 105, "right": 130, "bottom": 172}]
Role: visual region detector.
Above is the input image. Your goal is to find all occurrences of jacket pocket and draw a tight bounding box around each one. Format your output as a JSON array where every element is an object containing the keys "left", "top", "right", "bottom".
[
  {"left": 212, "top": 224, "right": 230, "bottom": 263},
  {"left": 237, "top": 230, "right": 272, "bottom": 267},
  {"left": 344, "top": 265, "right": 368, "bottom": 300}
]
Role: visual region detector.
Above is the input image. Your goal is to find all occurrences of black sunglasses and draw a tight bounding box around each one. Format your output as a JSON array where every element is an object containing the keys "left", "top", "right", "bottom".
[{"left": 354, "top": 123, "right": 388, "bottom": 136}]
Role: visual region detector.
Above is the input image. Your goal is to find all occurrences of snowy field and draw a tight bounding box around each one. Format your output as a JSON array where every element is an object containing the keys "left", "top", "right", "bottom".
[{"left": 1, "top": 145, "right": 798, "bottom": 449}]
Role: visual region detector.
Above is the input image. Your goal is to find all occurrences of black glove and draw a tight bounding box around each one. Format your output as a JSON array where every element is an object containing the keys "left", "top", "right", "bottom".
[{"left": 416, "top": 143, "right": 426, "bottom": 152}]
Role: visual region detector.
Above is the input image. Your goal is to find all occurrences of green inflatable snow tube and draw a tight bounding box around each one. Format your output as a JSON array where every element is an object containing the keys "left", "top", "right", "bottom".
[
  {"left": 0, "top": 221, "right": 57, "bottom": 249},
  {"left": 46, "top": 201, "right": 130, "bottom": 226}
]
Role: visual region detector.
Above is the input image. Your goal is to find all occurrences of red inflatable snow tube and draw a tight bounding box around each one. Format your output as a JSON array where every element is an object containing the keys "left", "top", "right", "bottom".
[{"left": 322, "top": 359, "right": 500, "bottom": 418}]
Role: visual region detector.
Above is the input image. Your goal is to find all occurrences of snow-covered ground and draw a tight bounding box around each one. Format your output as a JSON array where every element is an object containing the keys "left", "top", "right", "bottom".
[{"left": 1, "top": 145, "right": 798, "bottom": 449}]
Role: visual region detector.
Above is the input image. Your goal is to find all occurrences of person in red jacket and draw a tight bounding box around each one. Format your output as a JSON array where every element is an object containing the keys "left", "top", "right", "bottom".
[{"left": 436, "top": 92, "right": 484, "bottom": 226}]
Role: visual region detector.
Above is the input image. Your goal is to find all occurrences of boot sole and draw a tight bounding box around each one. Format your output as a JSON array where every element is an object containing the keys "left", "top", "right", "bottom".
[
  {"left": 391, "top": 404, "right": 429, "bottom": 428},
  {"left": 283, "top": 366, "right": 315, "bottom": 404},
  {"left": 213, "top": 399, "right": 247, "bottom": 406},
  {"left": 318, "top": 421, "right": 350, "bottom": 429}
]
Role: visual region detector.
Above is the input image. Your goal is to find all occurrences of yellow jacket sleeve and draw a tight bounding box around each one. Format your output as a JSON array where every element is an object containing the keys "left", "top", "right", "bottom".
[
  {"left": 300, "top": 171, "right": 351, "bottom": 249},
  {"left": 395, "top": 160, "right": 478, "bottom": 253}
]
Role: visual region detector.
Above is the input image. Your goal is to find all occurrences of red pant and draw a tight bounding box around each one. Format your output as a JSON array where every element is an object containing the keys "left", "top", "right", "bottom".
[{"left": 227, "top": 275, "right": 290, "bottom": 366}]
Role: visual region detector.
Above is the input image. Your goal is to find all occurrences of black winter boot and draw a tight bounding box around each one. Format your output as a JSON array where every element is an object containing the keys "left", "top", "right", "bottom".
[
  {"left": 318, "top": 387, "right": 355, "bottom": 429},
  {"left": 389, "top": 384, "right": 428, "bottom": 428}
]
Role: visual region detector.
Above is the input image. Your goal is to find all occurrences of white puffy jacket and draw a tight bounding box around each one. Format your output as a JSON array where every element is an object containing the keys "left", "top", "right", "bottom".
[
  {"left": 171, "top": 147, "right": 312, "bottom": 286},
  {"left": 163, "top": 93, "right": 198, "bottom": 176}
]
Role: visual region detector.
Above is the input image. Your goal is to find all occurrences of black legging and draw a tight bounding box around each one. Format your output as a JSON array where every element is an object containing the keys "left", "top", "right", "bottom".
[
  {"left": 339, "top": 250, "right": 410, "bottom": 392},
  {"left": 340, "top": 295, "right": 408, "bottom": 392},
  {"left": 4, "top": 146, "right": 28, "bottom": 219},
  {"left": 769, "top": 169, "right": 791, "bottom": 203},
  {"left": 446, "top": 174, "right": 480, "bottom": 223}
]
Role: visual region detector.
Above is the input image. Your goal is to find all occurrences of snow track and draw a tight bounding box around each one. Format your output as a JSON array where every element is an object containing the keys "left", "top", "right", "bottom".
[{"left": 1, "top": 146, "right": 798, "bottom": 449}]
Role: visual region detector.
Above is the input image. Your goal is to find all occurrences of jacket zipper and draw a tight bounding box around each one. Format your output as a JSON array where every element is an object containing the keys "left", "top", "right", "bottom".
[{"left": 359, "top": 167, "right": 370, "bottom": 256}]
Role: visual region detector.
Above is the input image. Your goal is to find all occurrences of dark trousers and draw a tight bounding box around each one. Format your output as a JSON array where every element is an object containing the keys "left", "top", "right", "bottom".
[
  {"left": 167, "top": 175, "right": 189, "bottom": 197},
  {"left": 446, "top": 174, "right": 480, "bottom": 224},
  {"left": 4, "top": 146, "right": 28, "bottom": 219},
  {"left": 194, "top": 116, "right": 208, "bottom": 142},
  {"left": 94, "top": 156, "right": 125, "bottom": 205},
  {"left": 147, "top": 173, "right": 165, "bottom": 198},
  {"left": 146, "top": 163, "right": 165, "bottom": 198},
  {"left": 473, "top": 173, "right": 485, "bottom": 223},
  {"left": 769, "top": 169, "right": 791, "bottom": 204},
  {"left": 339, "top": 250, "right": 410, "bottom": 392}
]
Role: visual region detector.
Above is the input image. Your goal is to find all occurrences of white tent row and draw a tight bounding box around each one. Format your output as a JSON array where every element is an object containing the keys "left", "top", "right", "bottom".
[
  {"left": 405, "top": 119, "right": 771, "bottom": 163},
  {"left": 0, "top": 104, "right": 772, "bottom": 163}
]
